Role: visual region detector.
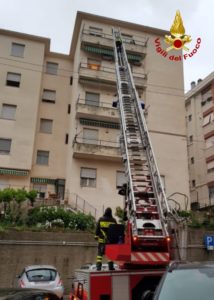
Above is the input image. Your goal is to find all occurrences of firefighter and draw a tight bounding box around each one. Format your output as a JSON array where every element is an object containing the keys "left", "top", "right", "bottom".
[
  {"left": 115, "top": 35, "right": 122, "bottom": 53},
  {"left": 95, "top": 207, "right": 117, "bottom": 271}
]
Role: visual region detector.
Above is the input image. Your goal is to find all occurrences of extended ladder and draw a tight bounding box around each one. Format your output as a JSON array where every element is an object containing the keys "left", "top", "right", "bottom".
[{"left": 109, "top": 30, "right": 172, "bottom": 264}]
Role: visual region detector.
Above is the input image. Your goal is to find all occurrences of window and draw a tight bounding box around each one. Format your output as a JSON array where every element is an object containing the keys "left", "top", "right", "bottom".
[
  {"left": 65, "top": 134, "right": 69, "bottom": 144},
  {"left": 191, "top": 157, "right": 194, "bottom": 164},
  {"left": 11, "top": 43, "right": 25, "bottom": 57},
  {"left": 1, "top": 104, "right": 16, "bottom": 120},
  {"left": 205, "top": 136, "right": 214, "bottom": 148},
  {"left": 42, "top": 89, "right": 56, "bottom": 103},
  {"left": 203, "top": 112, "right": 214, "bottom": 126},
  {"left": 189, "top": 135, "right": 193, "bottom": 143},
  {"left": 83, "top": 128, "right": 98, "bottom": 144},
  {"left": 0, "top": 138, "right": 12, "bottom": 154},
  {"left": 67, "top": 104, "right": 71, "bottom": 114},
  {"left": 46, "top": 62, "right": 58, "bottom": 75},
  {"left": 87, "top": 58, "right": 101, "bottom": 70},
  {"left": 209, "top": 186, "right": 214, "bottom": 202},
  {"left": 89, "top": 26, "right": 103, "bottom": 37},
  {"left": 33, "top": 184, "right": 47, "bottom": 198},
  {"left": 6, "top": 72, "right": 21, "bottom": 87},
  {"left": 188, "top": 115, "right": 192, "bottom": 121},
  {"left": 85, "top": 92, "right": 100, "bottom": 106},
  {"left": 36, "top": 150, "right": 49, "bottom": 165},
  {"left": 192, "top": 180, "right": 196, "bottom": 188},
  {"left": 80, "top": 168, "right": 96, "bottom": 187},
  {"left": 70, "top": 76, "right": 73, "bottom": 85},
  {"left": 40, "top": 119, "right": 53, "bottom": 134},
  {"left": 207, "top": 161, "right": 214, "bottom": 173},
  {"left": 116, "top": 171, "right": 126, "bottom": 188}
]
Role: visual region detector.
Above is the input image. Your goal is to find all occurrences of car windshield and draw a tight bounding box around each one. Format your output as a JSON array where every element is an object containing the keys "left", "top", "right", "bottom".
[
  {"left": 157, "top": 268, "right": 214, "bottom": 300},
  {"left": 26, "top": 269, "right": 57, "bottom": 282}
]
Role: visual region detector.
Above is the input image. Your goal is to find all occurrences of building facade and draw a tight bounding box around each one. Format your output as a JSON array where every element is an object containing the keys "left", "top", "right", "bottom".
[
  {"left": 0, "top": 12, "right": 189, "bottom": 217},
  {"left": 185, "top": 72, "right": 214, "bottom": 210}
]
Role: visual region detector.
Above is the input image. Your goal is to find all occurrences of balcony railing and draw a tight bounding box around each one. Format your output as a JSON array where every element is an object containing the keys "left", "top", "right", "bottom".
[
  {"left": 79, "top": 62, "right": 147, "bottom": 88},
  {"left": 76, "top": 97, "right": 119, "bottom": 122},
  {"left": 81, "top": 29, "right": 147, "bottom": 55},
  {"left": 73, "top": 137, "right": 121, "bottom": 161}
]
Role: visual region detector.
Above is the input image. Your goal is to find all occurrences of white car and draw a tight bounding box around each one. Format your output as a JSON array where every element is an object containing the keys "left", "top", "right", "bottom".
[{"left": 17, "top": 265, "right": 64, "bottom": 299}]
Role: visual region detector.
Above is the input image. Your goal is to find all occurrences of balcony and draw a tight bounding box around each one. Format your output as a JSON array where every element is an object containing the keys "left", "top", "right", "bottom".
[
  {"left": 76, "top": 97, "right": 119, "bottom": 122},
  {"left": 205, "top": 145, "right": 214, "bottom": 158},
  {"left": 79, "top": 62, "right": 147, "bottom": 90},
  {"left": 73, "top": 137, "right": 122, "bottom": 161},
  {"left": 81, "top": 29, "right": 147, "bottom": 56},
  {"left": 203, "top": 122, "right": 214, "bottom": 137}
]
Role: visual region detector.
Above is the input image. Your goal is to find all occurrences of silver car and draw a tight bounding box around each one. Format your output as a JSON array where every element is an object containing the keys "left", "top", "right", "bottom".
[{"left": 17, "top": 265, "right": 64, "bottom": 299}]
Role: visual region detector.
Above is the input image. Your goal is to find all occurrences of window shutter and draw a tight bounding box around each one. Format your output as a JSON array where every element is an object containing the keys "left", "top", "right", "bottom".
[
  {"left": 81, "top": 168, "right": 96, "bottom": 179},
  {"left": 0, "top": 139, "right": 11, "bottom": 152},
  {"left": 1, "top": 104, "right": 16, "bottom": 119},
  {"left": 7, "top": 73, "right": 21, "bottom": 82},
  {"left": 116, "top": 171, "right": 126, "bottom": 187},
  {"left": 40, "top": 119, "right": 53, "bottom": 134},
  {"left": 42, "top": 90, "right": 56, "bottom": 101},
  {"left": 83, "top": 129, "right": 98, "bottom": 144},
  {"left": 85, "top": 92, "right": 100, "bottom": 106},
  {"left": 11, "top": 43, "right": 25, "bottom": 57}
]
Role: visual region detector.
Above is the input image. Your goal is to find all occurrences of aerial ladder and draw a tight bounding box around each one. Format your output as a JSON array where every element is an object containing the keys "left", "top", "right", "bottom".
[
  {"left": 70, "top": 29, "right": 181, "bottom": 300},
  {"left": 106, "top": 29, "right": 172, "bottom": 267}
]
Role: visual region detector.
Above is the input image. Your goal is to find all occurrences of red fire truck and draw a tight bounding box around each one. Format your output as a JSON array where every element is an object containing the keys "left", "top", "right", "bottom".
[{"left": 70, "top": 29, "right": 179, "bottom": 300}]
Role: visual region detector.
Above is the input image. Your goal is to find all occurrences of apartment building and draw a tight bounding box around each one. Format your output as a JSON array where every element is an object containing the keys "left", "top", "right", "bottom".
[
  {"left": 185, "top": 72, "right": 214, "bottom": 209},
  {"left": 0, "top": 12, "right": 189, "bottom": 216}
]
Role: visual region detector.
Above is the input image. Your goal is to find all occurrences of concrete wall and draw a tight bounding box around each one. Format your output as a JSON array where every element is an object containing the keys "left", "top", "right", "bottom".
[
  {"left": 0, "top": 231, "right": 97, "bottom": 294},
  {"left": 1, "top": 229, "right": 214, "bottom": 294}
]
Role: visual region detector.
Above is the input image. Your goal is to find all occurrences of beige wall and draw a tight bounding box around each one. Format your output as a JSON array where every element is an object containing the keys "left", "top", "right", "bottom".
[
  {"left": 185, "top": 78, "right": 214, "bottom": 207},
  {"left": 31, "top": 56, "right": 72, "bottom": 179},
  {"left": 0, "top": 34, "right": 45, "bottom": 170}
]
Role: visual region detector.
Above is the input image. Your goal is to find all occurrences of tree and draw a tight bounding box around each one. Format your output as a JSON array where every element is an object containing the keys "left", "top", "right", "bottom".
[{"left": 27, "top": 190, "right": 38, "bottom": 207}]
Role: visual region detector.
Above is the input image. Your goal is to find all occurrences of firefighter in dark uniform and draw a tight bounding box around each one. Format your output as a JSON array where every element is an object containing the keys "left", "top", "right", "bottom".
[
  {"left": 115, "top": 35, "right": 122, "bottom": 53},
  {"left": 95, "top": 207, "right": 117, "bottom": 271}
]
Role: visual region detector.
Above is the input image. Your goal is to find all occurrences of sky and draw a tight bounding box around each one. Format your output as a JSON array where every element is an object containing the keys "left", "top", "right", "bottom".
[{"left": 0, "top": 0, "right": 213, "bottom": 92}]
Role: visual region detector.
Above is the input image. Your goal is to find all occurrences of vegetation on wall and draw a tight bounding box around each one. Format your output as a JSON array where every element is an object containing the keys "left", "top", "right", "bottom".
[{"left": 0, "top": 188, "right": 95, "bottom": 232}]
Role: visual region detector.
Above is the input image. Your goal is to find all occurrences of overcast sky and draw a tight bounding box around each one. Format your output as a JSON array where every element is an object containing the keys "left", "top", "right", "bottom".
[{"left": 0, "top": 0, "right": 213, "bottom": 92}]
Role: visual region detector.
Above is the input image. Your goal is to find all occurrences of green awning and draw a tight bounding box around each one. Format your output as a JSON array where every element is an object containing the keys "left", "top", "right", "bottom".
[
  {"left": 80, "top": 118, "right": 120, "bottom": 129},
  {"left": 83, "top": 45, "right": 142, "bottom": 62},
  {"left": 84, "top": 45, "right": 113, "bottom": 56},
  {"left": 0, "top": 168, "right": 29, "bottom": 176},
  {"left": 31, "top": 177, "right": 56, "bottom": 184}
]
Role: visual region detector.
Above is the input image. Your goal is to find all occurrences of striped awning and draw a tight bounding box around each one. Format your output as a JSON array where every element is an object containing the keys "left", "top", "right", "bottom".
[
  {"left": 83, "top": 45, "right": 142, "bottom": 62},
  {"left": 31, "top": 177, "right": 56, "bottom": 184},
  {"left": 80, "top": 118, "right": 120, "bottom": 129},
  {"left": 0, "top": 168, "right": 29, "bottom": 176}
]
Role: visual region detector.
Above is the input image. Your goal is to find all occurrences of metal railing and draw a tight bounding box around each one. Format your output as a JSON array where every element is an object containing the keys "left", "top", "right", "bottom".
[
  {"left": 65, "top": 192, "right": 97, "bottom": 219},
  {"left": 74, "top": 137, "right": 120, "bottom": 148},
  {"left": 76, "top": 97, "right": 117, "bottom": 109},
  {"left": 81, "top": 29, "right": 148, "bottom": 47},
  {"left": 79, "top": 62, "right": 147, "bottom": 84}
]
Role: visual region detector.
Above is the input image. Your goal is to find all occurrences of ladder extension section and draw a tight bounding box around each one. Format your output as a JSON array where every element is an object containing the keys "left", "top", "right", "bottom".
[{"left": 113, "top": 30, "right": 171, "bottom": 245}]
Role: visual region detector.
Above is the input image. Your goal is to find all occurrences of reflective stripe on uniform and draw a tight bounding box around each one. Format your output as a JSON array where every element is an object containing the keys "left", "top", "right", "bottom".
[{"left": 100, "top": 221, "right": 115, "bottom": 228}]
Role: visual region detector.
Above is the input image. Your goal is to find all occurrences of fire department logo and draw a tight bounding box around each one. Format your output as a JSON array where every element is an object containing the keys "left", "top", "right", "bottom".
[
  {"left": 154, "top": 10, "right": 201, "bottom": 61},
  {"left": 164, "top": 10, "right": 192, "bottom": 52}
]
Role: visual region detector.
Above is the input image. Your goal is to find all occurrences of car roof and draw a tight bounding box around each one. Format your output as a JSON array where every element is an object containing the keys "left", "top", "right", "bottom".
[
  {"left": 169, "top": 261, "right": 214, "bottom": 272},
  {"left": 24, "top": 265, "right": 57, "bottom": 271},
  {"left": 0, "top": 288, "right": 59, "bottom": 296}
]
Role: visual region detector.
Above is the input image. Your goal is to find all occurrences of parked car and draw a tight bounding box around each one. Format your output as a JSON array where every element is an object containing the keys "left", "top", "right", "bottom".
[
  {"left": 143, "top": 261, "right": 214, "bottom": 300},
  {"left": 16, "top": 265, "right": 64, "bottom": 299},
  {"left": 0, "top": 288, "right": 60, "bottom": 299}
]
